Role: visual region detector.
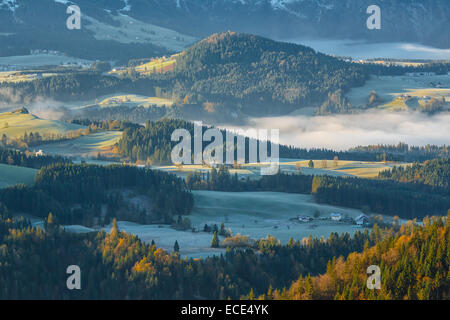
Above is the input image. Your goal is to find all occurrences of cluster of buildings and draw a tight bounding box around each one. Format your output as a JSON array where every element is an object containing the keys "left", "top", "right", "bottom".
[
  {"left": 405, "top": 72, "right": 436, "bottom": 77},
  {"left": 30, "top": 49, "right": 64, "bottom": 56},
  {"left": 0, "top": 64, "right": 27, "bottom": 71},
  {"left": 105, "top": 97, "right": 131, "bottom": 105},
  {"left": 297, "top": 213, "right": 370, "bottom": 226}
]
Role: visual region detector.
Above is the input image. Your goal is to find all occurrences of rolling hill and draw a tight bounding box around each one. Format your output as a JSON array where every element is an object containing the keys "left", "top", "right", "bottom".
[{"left": 0, "top": 108, "right": 84, "bottom": 138}]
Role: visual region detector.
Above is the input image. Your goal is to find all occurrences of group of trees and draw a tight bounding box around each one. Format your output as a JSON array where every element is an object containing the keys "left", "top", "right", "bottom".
[
  {"left": 69, "top": 119, "right": 142, "bottom": 132},
  {"left": 117, "top": 119, "right": 449, "bottom": 165},
  {"left": 312, "top": 175, "right": 450, "bottom": 219},
  {"left": 419, "top": 97, "right": 447, "bottom": 114},
  {"left": 315, "top": 89, "right": 352, "bottom": 115},
  {"left": 0, "top": 210, "right": 376, "bottom": 299},
  {"left": 80, "top": 104, "right": 187, "bottom": 123},
  {"left": 0, "top": 163, "right": 193, "bottom": 225},
  {"left": 379, "top": 158, "right": 450, "bottom": 188},
  {"left": 0, "top": 209, "right": 447, "bottom": 300},
  {"left": 0, "top": 147, "right": 70, "bottom": 169},
  {"left": 186, "top": 166, "right": 450, "bottom": 220},
  {"left": 261, "top": 216, "right": 450, "bottom": 300},
  {"left": 0, "top": 72, "right": 163, "bottom": 104},
  {"left": 363, "top": 60, "right": 450, "bottom": 77},
  {"left": 348, "top": 143, "right": 449, "bottom": 162}
]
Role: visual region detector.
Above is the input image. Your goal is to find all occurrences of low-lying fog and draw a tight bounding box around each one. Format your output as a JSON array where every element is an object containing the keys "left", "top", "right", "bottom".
[
  {"left": 221, "top": 110, "right": 450, "bottom": 150},
  {"left": 288, "top": 39, "right": 450, "bottom": 60}
]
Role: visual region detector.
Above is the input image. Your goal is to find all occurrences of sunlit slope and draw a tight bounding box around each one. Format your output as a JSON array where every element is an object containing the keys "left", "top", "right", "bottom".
[
  {"left": 0, "top": 111, "right": 85, "bottom": 138},
  {"left": 34, "top": 131, "right": 122, "bottom": 158}
]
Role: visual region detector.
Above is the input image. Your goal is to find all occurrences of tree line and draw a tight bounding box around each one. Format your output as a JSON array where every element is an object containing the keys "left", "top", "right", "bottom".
[
  {"left": 186, "top": 166, "right": 450, "bottom": 220},
  {"left": 0, "top": 147, "right": 70, "bottom": 169},
  {"left": 259, "top": 216, "right": 450, "bottom": 300},
  {"left": 0, "top": 163, "right": 193, "bottom": 225},
  {"left": 117, "top": 119, "right": 449, "bottom": 165},
  {"left": 378, "top": 158, "right": 450, "bottom": 188},
  {"left": 0, "top": 207, "right": 447, "bottom": 300},
  {"left": 0, "top": 210, "right": 374, "bottom": 300}
]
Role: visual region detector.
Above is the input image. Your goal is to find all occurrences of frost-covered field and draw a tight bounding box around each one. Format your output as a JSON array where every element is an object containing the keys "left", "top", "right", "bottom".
[
  {"left": 101, "top": 191, "right": 368, "bottom": 258},
  {"left": 0, "top": 54, "right": 91, "bottom": 68},
  {"left": 27, "top": 190, "right": 385, "bottom": 258},
  {"left": 101, "top": 222, "right": 226, "bottom": 259},
  {"left": 189, "top": 191, "right": 365, "bottom": 242},
  {"left": 0, "top": 163, "right": 38, "bottom": 189}
]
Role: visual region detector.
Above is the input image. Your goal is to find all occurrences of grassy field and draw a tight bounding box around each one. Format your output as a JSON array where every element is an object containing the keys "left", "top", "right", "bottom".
[
  {"left": 155, "top": 159, "right": 409, "bottom": 179},
  {"left": 109, "top": 56, "right": 178, "bottom": 77},
  {"left": 346, "top": 75, "right": 450, "bottom": 109},
  {"left": 72, "top": 93, "right": 175, "bottom": 110},
  {"left": 0, "top": 111, "right": 85, "bottom": 138},
  {"left": 96, "top": 191, "right": 369, "bottom": 258},
  {"left": 134, "top": 56, "right": 178, "bottom": 75},
  {"left": 0, "top": 54, "right": 91, "bottom": 68},
  {"left": 0, "top": 71, "right": 57, "bottom": 83},
  {"left": 97, "top": 94, "right": 174, "bottom": 108},
  {"left": 34, "top": 131, "right": 122, "bottom": 158},
  {"left": 0, "top": 163, "right": 38, "bottom": 189}
]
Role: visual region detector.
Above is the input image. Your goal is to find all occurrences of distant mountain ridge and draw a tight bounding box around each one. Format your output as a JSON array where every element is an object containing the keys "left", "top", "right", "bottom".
[{"left": 0, "top": 0, "right": 449, "bottom": 60}]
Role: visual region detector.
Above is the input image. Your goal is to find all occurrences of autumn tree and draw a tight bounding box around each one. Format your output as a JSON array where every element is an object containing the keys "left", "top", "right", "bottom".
[
  {"left": 111, "top": 218, "right": 119, "bottom": 238},
  {"left": 333, "top": 156, "right": 339, "bottom": 167},
  {"left": 211, "top": 231, "right": 219, "bottom": 248}
]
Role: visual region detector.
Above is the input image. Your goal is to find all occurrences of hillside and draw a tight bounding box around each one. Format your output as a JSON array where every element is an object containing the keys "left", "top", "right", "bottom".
[
  {"left": 263, "top": 216, "right": 450, "bottom": 300},
  {"left": 0, "top": 108, "right": 84, "bottom": 138},
  {"left": 165, "top": 32, "right": 367, "bottom": 115}
]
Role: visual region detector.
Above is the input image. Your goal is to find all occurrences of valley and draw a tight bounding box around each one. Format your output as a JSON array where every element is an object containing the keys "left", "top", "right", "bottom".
[
  {"left": 0, "top": 4, "right": 448, "bottom": 301},
  {"left": 346, "top": 74, "right": 450, "bottom": 111}
]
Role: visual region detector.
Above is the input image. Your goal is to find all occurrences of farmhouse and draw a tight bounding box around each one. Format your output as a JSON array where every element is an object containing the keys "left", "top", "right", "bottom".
[
  {"left": 330, "top": 213, "right": 342, "bottom": 221},
  {"left": 298, "top": 215, "right": 312, "bottom": 223},
  {"left": 35, "top": 150, "right": 44, "bottom": 157},
  {"left": 355, "top": 214, "right": 370, "bottom": 226},
  {"left": 406, "top": 72, "right": 436, "bottom": 77}
]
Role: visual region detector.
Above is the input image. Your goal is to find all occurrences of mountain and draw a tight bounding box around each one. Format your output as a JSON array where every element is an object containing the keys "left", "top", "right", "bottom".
[
  {"left": 126, "top": 0, "right": 450, "bottom": 49},
  {"left": 0, "top": 0, "right": 449, "bottom": 61}
]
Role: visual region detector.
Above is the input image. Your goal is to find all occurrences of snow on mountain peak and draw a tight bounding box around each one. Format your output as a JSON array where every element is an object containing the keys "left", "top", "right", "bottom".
[{"left": 0, "top": 0, "right": 19, "bottom": 12}]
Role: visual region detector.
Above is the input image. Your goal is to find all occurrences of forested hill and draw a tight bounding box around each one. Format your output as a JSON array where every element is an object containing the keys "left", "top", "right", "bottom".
[
  {"left": 262, "top": 216, "right": 450, "bottom": 300},
  {"left": 166, "top": 32, "right": 367, "bottom": 115}
]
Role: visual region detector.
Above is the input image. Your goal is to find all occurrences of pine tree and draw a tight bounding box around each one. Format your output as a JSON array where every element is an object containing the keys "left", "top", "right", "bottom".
[
  {"left": 248, "top": 288, "right": 255, "bottom": 300},
  {"left": 174, "top": 240, "right": 180, "bottom": 253},
  {"left": 211, "top": 231, "right": 219, "bottom": 248}
]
